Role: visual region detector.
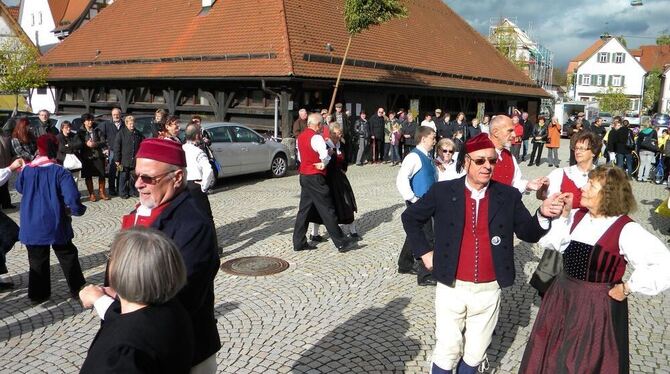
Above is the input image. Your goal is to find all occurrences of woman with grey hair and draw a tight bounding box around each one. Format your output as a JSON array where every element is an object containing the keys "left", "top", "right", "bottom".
[{"left": 79, "top": 227, "right": 194, "bottom": 373}]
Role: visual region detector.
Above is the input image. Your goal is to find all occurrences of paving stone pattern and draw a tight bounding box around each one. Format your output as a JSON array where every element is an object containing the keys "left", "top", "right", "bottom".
[{"left": 0, "top": 140, "right": 669, "bottom": 373}]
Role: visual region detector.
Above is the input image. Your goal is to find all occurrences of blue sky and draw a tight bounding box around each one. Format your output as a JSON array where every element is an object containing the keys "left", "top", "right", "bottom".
[{"left": 443, "top": 0, "right": 669, "bottom": 69}]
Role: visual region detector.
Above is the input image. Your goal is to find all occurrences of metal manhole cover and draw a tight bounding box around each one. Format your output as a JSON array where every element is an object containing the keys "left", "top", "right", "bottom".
[{"left": 220, "top": 256, "right": 289, "bottom": 276}]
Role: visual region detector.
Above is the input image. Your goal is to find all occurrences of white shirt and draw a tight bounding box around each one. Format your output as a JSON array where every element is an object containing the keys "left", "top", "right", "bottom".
[
  {"left": 496, "top": 147, "right": 528, "bottom": 193},
  {"left": 436, "top": 153, "right": 465, "bottom": 182},
  {"left": 396, "top": 145, "right": 435, "bottom": 203},
  {"left": 540, "top": 210, "right": 670, "bottom": 295},
  {"left": 0, "top": 167, "right": 10, "bottom": 187},
  {"left": 420, "top": 120, "right": 436, "bottom": 131},
  {"left": 183, "top": 142, "right": 214, "bottom": 192},
  {"left": 546, "top": 165, "right": 591, "bottom": 196},
  {"left": 480, "top": 123, "right": 490, "bottom": 134},
  {"left": 296, "top": 132, "right": 331, "bottom": 165}
]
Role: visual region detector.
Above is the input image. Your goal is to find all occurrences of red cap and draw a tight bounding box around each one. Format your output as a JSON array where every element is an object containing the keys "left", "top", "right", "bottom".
[
  {"left": 37, "top": 134, "right": 58, "bottom": 157},
  {"left": 465, "top": 133, "right": 495, "bottom": 154},
  {"left": 136, "top": 138, "right": 186, "bottom": 167}
]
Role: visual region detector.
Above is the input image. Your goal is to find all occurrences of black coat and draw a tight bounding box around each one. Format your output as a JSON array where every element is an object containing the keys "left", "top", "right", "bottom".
[
  {"left": 113, "top": 127, "right": 144, "bottom": 168},
  {"left": 56, "top": 132, "right": 82, "bottom": 164},
  {"left": 354, "top": 118, "right": 370, "bottom": 139},
  {"left": 369, "top": 114, "right": 385, "bottom": 139},
  {"left": 530, "top": 124, "right": 548, "bottom": 143},
  {"left": 100, "top": 120, "right": 123, "bottom": 149},
  {"left": 522, "top": 120, "right": 535, "bottom": 140},
  {"left": 402, "top": 120, "right": 418, "bottom": 146},
  {"left": 465, "top": 125, "right": 482, "bottom": 140},
  {"left": 401, "top": 178, "right": 548, "bottom": 288},
  {"left": 81, "top": 299, "right": 194, "bottom": 374},
  {"left": 608, "top": 127, "right": 632, "bottom": 154},
  {"left": 149, "top": 191, "right": 221, "bottom": 365}
]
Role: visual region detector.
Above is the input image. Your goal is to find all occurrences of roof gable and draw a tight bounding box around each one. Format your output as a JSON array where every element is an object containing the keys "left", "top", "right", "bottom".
[
  {"left": 572, "top": 37, "right": 646, "bottom": 73},
  {"left": 634, "top": 45, "right": 670, "bottom": 72},
  {"left": 0, "top": 2, "right": 37, "bottom": 51}
]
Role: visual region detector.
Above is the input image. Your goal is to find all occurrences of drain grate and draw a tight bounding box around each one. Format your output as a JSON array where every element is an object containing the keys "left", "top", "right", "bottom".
[{"left": 220, "top": 256, "right": 290, "bottom": 276}]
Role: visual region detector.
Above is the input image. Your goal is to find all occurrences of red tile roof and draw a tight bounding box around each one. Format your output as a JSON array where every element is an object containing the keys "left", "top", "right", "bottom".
[
  {"left": 632, "top": 45, "right": 670, "bottom": 72},
  {"left": 41, "top": 0, "right": 548, "bottom": 97},
  {"left": 6, "top": 6, "right": 19, "bottom": 22},
  {"left": 566, "top": 39, "right": 605, "bottom": 73}
]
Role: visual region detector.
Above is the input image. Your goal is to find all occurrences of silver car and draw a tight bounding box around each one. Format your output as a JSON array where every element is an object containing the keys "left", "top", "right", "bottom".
[{"left": 203, "top": 122, "right": 292, "bottom": 178}]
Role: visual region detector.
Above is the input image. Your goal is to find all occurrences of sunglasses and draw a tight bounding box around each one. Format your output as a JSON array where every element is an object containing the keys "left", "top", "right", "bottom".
[
  {"left": 467, "top": 155, "right": 498, "bottom": 166},
  {"left": 135, "top": 170, "right": 174, "bottom": 185},
  {"left": 441, "top": 149, "right": 454, "bottom": 154}
]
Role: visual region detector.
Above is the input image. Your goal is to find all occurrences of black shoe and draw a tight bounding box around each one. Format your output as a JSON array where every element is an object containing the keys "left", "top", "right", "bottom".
[
  {"left": 30, "top": 297, "right": 49, "bottom": 305},
  {"left": 336, "top": 239, "right": 356, "bottom": 253},
  {"left": 294, "top": 243, "right": 318, "bottom": 251},
  {"left": 121, "top": 195, "right": 130, "bottom": 199},
  {"left": 349, "top": 233, "right": 362, "bottom": 241},
  {"left": 0, "top": 281, "right": 14, "bottom": 292},
  {"left": 398, "top": 267, "right": 417, "bottom": 275},
  {"left": 536, "top": 163, "right": 541, "bottom": 167},
  {"left": 109, "top": 191, "right": 118, "bottom": 196},
  {"left": 309, "top": 235, "right": 328, "bottom": 242},
  {"left": 527, "top": 163, "right": 534, "bottom": 167},
  {"left": 418, "top": 277, "right": 437, "bottom": 286}
]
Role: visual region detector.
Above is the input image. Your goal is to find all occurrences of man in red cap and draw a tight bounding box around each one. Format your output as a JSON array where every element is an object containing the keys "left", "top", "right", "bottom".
[
  {"left": 402, "top": 133, "right": 567, "bottom": 374},
  {"left": 97, "top": 138, "right": 221, "bottom": 372}
]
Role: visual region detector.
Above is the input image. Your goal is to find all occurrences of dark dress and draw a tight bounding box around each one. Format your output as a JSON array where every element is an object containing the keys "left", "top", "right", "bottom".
[
  {"left": 520, "top": 209, "right": 632, "bottom": 374},
  {"left": 81, "top": 299, "right": 194, "bottom": 374},
  {"left": 308, "top": 142, "right": 358, "bottom": 225},
  {"left": 79, "top": 127, "right": 106, "bottom": 178}
]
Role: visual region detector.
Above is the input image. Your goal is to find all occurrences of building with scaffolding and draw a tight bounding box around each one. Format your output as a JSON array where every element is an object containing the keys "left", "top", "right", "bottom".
[{"left": 489, "top": 18, "right": 554, "bottom": 93}]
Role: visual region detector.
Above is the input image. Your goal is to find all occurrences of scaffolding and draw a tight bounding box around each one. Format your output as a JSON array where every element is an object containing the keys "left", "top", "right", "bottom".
[{"left": 488, "top": 17, "right": 554, "bottom": 91}]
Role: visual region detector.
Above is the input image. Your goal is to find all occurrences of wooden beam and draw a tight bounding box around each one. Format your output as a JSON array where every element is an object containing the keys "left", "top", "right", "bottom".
[{"left": 280, "top": 90, "right": 290, "bottom": 137}]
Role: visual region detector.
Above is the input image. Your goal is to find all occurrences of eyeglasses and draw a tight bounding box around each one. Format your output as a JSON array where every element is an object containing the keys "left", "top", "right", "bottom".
[
  {"left": 135, "top": 170, "right": 174, "bottom": 185},
  {"left": 574, "top": 146, "right": 591, "bottom": 152},
  {"left": 467, "top": 155, "right": 498, "bottom": 166},
  {"left": 441, "top": 149, "right": 454, "bottom": 154}
]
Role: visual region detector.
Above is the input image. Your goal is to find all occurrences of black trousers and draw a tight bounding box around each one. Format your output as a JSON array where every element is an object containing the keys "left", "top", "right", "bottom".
[
  {"left": 187, "top": 181, "right": 213, "bottom": 221},
  {"left": 529, "top": 143, "right": 544, "bottom": 165},
  {"left": 118, "top": 167, "right": 137, "bottom": 197},
  {"left": 27, "top": 242, "right": 86, "bottom": 300},
  {"left": 372, "top": 138, "right": 383, "bottom": 162},
  {"left": 0, "top": 182, "right": 11, "bottom": 207},
  {"left": 293, "top": 174, "right": 345, "bottom": 249},
  {"left": 397, "top": 201, "right": 433, "bottom": 281}
]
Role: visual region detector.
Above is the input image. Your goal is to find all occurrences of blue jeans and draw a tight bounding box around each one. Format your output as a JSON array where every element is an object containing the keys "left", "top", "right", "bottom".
[
  {"left": 391, "top": 144, "right": 400, "bottom": 163},
  {"left": 616, "top": 153, "right": 633, "bottom": 176},
  {"left": 522, "top": 139, "right": 529, "bottom": 160}
]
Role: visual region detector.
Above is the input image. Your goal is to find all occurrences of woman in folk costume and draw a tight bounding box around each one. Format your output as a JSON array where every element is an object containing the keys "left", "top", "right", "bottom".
[{"left": 520, "top": 165, "right": 670, "bottom": 373}]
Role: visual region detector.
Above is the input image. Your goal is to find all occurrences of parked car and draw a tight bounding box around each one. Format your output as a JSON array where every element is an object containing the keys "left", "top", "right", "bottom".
[
  {"left": 597, "top": 112, "right": 613, "bottom": 127},
  {"left": 0, "top": 110, "right": 35, "bottom": 135},
  {"left": 203, "top": 122, "right": 292, "bottom": 178},
  {"left": 652, "top": 113, "right": 670, "bottom": 137}
]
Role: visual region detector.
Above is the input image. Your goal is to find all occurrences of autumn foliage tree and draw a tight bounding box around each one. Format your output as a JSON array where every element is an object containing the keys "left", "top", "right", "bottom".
[{"left": 0, "top": 38, "right": 48, "bottom": 111}]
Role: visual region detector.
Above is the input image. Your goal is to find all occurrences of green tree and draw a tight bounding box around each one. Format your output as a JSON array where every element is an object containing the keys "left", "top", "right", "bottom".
[
  {"left": 643, "top": 68, "right": 662, "bottom": 113},
  {"left": 328, "top": 0, "right": 407, "bottom": 113},
  {"left": 490, "top": 25, "right": 527, "bottom": 71},
  {"left": 0, "top": 38, "right": 48, "bottom": 111},
  {"left": 597, "top": 87, "right": 629, "bottom": 116},
  {"left": 616, "top": 35, "right": 627, "bottom": 48},
  {"left": 657, "top": 34, "right": 670, "bottom": 46},
  {"left": 552, "top": 68, "right": 567, "bottom": 86}
]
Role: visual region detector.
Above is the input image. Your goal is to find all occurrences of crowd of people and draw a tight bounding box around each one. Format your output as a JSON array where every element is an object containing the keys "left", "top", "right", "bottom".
[{"left": 1, "top": 102, "right": 670, "bottom": 373}]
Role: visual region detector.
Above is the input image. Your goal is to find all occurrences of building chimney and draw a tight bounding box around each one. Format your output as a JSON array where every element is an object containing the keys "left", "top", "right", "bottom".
[{"left": 202, "top": 0, "right": 215, "bottom": 7}]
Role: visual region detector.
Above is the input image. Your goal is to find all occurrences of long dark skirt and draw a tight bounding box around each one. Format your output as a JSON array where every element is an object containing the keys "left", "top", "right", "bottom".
[
  {"left": 520, "top": 272, "right": 629, "bottom": 374},
  {"left": 308, "top": 170, "right": 357, "bottom": 225},
  {"left": 80, "top": 156, "right": 105, "bottom": 178}
]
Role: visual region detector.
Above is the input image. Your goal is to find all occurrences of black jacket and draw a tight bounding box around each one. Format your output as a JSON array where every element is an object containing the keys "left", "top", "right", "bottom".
[
  {"left": 369, "top": 114, "right": 385, "bottom": 139},
  {"left": 149, "top": 191, "right": 221, "bottom": 365},
  {"left": 608, "top": 127, "right": 633, "bottom": 154},
  {"left": 56, "top": 132, "right": 82, "bottom": 164},
  {"left": 465, "top": 125, "right": 482, "bottom": 140},
  {"left": 530, "top": 124, "right": 548, "bottom": 143},
  {"left": 100, "top": 120, "right": 123, "bottom": 150},
  {"left": 522, "top": 120, "right": 535, "bottom": 140},
  {"left": 401, "top": 120, "right": 417, "bottom": 146},
  {"left": 78, "top": 127, "right": 107, "bottom": 160},
  {"left": 402, "top": 178, "right": 548, "bottom": 288},
  {"left": 113, "top": 126, "right": 144, "bottom": 168},
  {"left": 354, "top": 118, "right": 370, "bottom": 139}
]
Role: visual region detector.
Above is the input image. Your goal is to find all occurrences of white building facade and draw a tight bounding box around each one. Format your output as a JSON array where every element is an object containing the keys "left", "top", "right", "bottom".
[
  {"left": 572, "top": 37, "right": 646, "bottom": 114},
  {"left": 660, "top": 65, "right": 670, "bottom": 114}
]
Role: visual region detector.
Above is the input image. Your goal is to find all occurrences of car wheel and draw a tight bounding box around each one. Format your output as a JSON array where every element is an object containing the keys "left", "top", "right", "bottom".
[{"left": 270, "top": 154, "right": 287, "bottom": 177}]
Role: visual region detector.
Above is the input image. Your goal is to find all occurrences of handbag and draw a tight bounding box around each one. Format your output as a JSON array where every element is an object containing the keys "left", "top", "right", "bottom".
[
  {"left": 655, "top": 196, "right": 670, "bottom": 217},
  {"left": 529, "top": 248, "right": 563, "bottom": 296},
  {"left": 640, "top": 134, "right": 659, "bottom": 152},
  {"left": 63, "top": 153, "right": 82, "bottom": 170}
]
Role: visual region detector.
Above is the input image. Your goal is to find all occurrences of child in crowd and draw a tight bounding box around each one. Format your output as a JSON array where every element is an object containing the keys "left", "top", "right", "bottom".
[{"left": 390, "top": 123, "right": 402, "bottom": 166}]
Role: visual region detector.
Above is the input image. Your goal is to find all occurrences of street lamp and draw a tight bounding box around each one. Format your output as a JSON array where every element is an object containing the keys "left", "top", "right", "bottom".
[{"left": 631, "top": 0, "right": 643, "bottom": 6}]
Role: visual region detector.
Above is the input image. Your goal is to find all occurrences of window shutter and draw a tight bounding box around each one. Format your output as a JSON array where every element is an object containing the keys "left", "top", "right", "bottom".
[
  {"left": 578, "top": 75, "right": 583, "bottom": 85},
  {"left": 608, "top": 75, "right": 613, "bottom": 86},
  {"left": 621, "top": 75, "right": 625, "bottom": 87},
  {"left": 607, "top": 53, "right": 611, "bottom": 63},
  {"left": 601, "top": 74, "right": 607, "bottom": 86},
  {"left": 622, "top": 54, "right": 626, "bottom": 63}
]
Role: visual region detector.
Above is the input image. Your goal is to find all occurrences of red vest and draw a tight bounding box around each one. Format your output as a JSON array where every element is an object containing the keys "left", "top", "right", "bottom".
[
  {"left": 561, "top": 171, "right": 583, "bottom": 209},
  {"left": 298, "top": 128, "right": 326, "bottom": 176},
  {"left": 492, "top": 148, "right": 514, "bottom": 186},
  {"left": 456, "top": 189, "right": 496, "bottom": 283}
]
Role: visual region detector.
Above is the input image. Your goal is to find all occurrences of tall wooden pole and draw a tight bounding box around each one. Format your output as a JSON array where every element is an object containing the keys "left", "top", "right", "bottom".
[{"left": 327, "top": 35, "right": 353, "bottom": 115}]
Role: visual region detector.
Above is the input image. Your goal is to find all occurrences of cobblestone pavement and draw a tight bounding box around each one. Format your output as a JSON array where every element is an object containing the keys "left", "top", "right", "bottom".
[{"left": 0, "top": 140, "right": 669, "bottom": 373}]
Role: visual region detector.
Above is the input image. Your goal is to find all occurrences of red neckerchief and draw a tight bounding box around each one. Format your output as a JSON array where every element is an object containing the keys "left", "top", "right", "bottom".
[{"left": 121, "top": 202, "right": 171, "bottom": 229}]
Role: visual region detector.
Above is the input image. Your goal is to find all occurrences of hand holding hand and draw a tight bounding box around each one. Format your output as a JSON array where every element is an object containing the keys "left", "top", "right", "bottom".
[
  {"left": 314, "top": 162, "right": 325, "bottom": 170},
  {"left": 540, "top": 193, "right": 566, "bottom": 218},
  {"left": 79, "top": 285, "right": 106, "bottom": 309},
  {"left": 9, "top": 158, "right": 24, "bottom": 171},
  {"left": 526, "top": 176, "right": 548, "bottom": 192},
  {"left": 561, "top": 193, "right": 574, "bottom": 217},
  {"left": 421, "top": 251, "right": 434, "bottom": 271}
]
